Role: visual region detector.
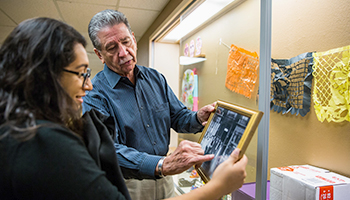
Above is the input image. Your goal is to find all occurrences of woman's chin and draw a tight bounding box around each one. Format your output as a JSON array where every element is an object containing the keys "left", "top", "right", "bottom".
[{"left": 72, "top": 102, "right": 82, "bottom": 114}]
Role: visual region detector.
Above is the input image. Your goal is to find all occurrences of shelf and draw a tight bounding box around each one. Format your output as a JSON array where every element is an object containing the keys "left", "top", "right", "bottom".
[
  {"left": 179, "top": 55, "right": 206, "bottom": 65},
  {"left": 173, "top": 170, "right": 203, "bottom": 195}
]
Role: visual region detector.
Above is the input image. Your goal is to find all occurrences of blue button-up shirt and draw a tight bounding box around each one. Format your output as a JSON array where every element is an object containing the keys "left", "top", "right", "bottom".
[{"left": 82, "top": 64, "right": 203, "bottom": 179}]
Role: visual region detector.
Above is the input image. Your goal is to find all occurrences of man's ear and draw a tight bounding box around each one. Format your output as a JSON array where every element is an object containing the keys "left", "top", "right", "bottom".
[{"left": 94, "top": 48, "right": 105, "bottom": 64}]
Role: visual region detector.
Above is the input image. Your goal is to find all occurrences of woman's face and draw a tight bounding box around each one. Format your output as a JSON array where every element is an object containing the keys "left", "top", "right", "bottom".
[{"left": 60, "top": 43, "right": 92, "bottom": 108}]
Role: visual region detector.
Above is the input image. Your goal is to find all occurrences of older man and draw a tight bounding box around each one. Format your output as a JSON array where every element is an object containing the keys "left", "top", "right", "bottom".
[{"left": 83, "top": 9, "right": 215, "bottom": 200}]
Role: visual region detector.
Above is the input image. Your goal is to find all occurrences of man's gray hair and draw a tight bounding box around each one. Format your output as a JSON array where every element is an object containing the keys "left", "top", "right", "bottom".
[{"left": 88, "top": 9, "right": 132, "bottom": 51}]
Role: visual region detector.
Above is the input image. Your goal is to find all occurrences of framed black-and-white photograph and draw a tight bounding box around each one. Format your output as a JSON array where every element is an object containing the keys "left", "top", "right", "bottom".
[{"left": 196, "top": 100, "right": 263, "bottom": 183}]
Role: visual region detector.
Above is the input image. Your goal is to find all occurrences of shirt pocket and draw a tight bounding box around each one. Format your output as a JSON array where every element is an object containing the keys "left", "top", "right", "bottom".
[
  {"left": 152, "top": 102, "right": 171, "bottom": 133},
  {"left": 154, "top": 102, "right": 169, "bottom": 113}
]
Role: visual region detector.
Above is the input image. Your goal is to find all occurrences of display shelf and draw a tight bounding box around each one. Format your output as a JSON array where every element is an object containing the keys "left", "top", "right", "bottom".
[
  {"left": 179, "top": 54, "right": 206, "bottom": 65},
  {"left": 173, "top": 169, "right": 203, "bottom": 196}
]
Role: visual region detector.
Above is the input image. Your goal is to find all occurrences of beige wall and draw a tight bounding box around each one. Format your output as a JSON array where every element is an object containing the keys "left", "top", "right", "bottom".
[
  {"left": 269, "top": 0, "right": 350, "bottom": 178},
  {"left": 137, "top": 0, "right": 184, "bottom": 67},
  {"left": 178, "top": 0, "right": 350, "bottom": 182}
]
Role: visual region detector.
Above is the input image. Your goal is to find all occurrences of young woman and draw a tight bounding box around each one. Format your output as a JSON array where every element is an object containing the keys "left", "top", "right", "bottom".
[{"left": 0, "top": 17, "right": 247, "bottom": 200}]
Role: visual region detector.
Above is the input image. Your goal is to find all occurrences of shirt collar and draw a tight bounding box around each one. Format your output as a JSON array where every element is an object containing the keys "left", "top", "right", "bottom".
[{"left": 103, "top": 64, "right": 144, "bottom": 88}]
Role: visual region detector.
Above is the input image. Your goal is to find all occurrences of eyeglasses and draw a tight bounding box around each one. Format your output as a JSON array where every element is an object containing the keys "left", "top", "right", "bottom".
[{"left": 63, "top": 68, "right": 91, "bottom": 87}]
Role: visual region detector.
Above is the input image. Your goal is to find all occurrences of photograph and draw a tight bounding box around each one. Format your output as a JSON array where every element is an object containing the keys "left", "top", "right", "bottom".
[{"left": 197, "top": 100, "right": 263, "bottom": 183}]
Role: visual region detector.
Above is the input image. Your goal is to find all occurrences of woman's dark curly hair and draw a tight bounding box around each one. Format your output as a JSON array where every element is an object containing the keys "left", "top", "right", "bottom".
[{"left": 0, "top": 17, "right": 87, "bottom": 140}]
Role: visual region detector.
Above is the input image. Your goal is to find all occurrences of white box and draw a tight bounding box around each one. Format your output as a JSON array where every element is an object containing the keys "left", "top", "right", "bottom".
[{"left": 270, "top": 165, "right": 350, "bottom": 200}]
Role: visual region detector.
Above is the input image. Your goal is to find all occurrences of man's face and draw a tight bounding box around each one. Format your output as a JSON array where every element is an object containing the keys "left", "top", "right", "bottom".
[{"left": 94, "top": 23, "right": 137, "bottom": 76}]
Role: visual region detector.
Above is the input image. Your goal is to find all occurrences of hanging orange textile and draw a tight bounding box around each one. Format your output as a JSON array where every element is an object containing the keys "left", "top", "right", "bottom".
[
  {"left": 312, "top": 45, "right": 350, "bottom": 122},
  {"left": 225, "top": 44, "right": 259, "bottom": 98}
]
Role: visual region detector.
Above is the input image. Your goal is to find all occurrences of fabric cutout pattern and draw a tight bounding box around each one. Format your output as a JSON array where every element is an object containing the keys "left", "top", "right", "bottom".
[
  {"left": 182, "top": 69, "right": 195, "bottom": 110},
  {"left": 190, "top": 40, "right": 195, "bottom": 57},
  {"left": 225, "top": 44, "right": 259, "bottom": 98},
  {"left": 312, "top": 45, "right": 350, "bottom": 122},
  {"left": 184, "top": 43, "right": 189, "bottom": 57},
  {"left": 270, "top": 52, "right": 313, "bottom": 117},
  {"left": 195, "top": 36, "right": 202, "bottom": 56}
]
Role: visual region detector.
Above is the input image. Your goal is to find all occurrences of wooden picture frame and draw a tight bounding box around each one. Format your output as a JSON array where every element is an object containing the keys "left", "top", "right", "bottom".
[{"left": 196, "top": 100, "right": 263, "bottom": 183}]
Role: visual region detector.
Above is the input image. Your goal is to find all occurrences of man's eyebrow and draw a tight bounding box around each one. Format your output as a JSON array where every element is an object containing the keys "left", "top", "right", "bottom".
[
  {"left": 105, "top": 36, "right": 131, "bottom": 49},
  {"left": 105, "top": 41, "right": 117, "bottom": 49},
  {"left": 119, "top": 36, "right": 131, "bottom": 41}
]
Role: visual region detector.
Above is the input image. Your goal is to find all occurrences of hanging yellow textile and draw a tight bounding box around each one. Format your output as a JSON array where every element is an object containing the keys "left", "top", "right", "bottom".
[
  {"left": 312, "top": 45, "right": 350, "bottom": 122},
  {"left": 225, "top": 44, "right": 259, "bottom": 98}
]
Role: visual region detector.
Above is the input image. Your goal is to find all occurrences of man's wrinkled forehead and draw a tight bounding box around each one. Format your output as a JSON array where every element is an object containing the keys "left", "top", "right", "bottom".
[
  {"left": 96, "top": 22, "right": 132, "bottom": 46},
  {"left": 97, "top": 24, "right": 132, "bottom": 45}
]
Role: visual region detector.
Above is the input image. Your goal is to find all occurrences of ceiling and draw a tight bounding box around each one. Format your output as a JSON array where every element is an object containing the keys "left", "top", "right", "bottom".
[{"left": 0, "top": 0, "right": 171, "bottom": 75}]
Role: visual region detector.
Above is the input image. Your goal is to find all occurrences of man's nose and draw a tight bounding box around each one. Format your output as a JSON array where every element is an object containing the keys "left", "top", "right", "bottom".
[{"left": 118, "top": 44, "right": 128, "bottom": 57}]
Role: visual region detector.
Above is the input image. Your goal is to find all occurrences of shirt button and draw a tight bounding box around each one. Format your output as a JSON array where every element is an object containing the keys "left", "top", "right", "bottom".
[
  {"left": 147, "top": 124, "right": 150, "bottom": 127},
  {"left": 153, "top": 142, "right": 156, "bottom": 145},
  {"left": 140, "top": 106, "right": 143, "bottom": 109}
]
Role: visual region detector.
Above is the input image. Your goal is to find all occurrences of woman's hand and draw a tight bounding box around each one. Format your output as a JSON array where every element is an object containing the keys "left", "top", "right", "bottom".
[{"left": 207, "top": 148, "right": 248, "bottom": 195}]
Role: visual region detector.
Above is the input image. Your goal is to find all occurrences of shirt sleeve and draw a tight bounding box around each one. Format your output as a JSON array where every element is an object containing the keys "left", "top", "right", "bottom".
[
  {"left": 162, "top": 73, "right": 204, "bottom": 133},
  {"left": 11, "top": 126, "right": 127, "bottom": 200},
  {"left": 114, "top": 141, "right": 162, "bottom": 179}
]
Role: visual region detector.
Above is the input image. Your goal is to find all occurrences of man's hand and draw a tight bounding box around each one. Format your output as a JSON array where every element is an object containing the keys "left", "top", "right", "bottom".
[
  {"left": 197, "top": 102, "right": 216, "bottom": 126},
  {"left": 160, "top": 140, "right": 213, "bottom": 176}
]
